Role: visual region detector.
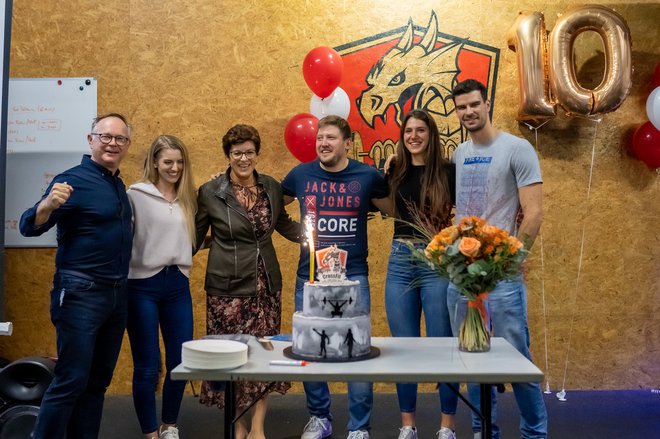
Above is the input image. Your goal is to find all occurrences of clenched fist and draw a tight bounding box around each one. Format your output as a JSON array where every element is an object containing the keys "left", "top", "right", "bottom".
[
  {"left": 35, "top": 182, "right": 73, "bottom": 225},
  {"left": 44, "top": 182, "right": 73, "bottom": 210}
]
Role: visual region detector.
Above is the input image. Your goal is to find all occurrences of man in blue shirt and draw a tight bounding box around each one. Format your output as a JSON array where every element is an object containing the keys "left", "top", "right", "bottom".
[
  {"left": 282, "top": 116, "right": 389, "bottom": 439},
  {"left": 20, "top": 113, "right": 133, "bottom": 439}
]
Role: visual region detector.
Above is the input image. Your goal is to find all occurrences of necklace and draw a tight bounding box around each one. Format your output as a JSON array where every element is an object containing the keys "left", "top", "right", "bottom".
[{"left": 231, "top": 178, "right": 260, "bottom": 208}]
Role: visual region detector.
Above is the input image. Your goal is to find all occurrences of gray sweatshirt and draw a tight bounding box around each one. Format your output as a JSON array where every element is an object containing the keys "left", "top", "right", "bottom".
[{"left": 127, "top": 182, "right": 193, "bottom": 279}]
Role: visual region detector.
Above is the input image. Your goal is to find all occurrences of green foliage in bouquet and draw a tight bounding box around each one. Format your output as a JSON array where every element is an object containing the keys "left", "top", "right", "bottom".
[
  {"left": 411, "top": 216, "right": 528, "bottom": 300},
  {"left": 407, "top": 216, "right": 529, "bottom": 351}
]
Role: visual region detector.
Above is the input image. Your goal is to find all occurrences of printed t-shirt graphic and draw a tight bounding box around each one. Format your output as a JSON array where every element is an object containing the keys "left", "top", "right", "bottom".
[{"left": 282, "top": 159, "right": 388, "bottom": 278}]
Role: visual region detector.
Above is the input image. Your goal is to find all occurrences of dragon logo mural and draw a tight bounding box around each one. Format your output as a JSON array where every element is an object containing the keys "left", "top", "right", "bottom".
[
  {"left": 357, "top": 13, "right": 463, "bottom": 141},
  {"left": 335, "top": 11, "right": 499, "bottom": 168}
]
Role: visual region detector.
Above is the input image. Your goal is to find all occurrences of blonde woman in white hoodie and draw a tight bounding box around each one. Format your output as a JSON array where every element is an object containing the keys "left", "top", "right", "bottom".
[{"left": 126, "top": 135, "right": 197, "bottom": 439}]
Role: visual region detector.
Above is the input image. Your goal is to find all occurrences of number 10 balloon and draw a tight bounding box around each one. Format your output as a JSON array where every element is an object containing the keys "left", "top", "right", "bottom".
[{"left": 507, "top": 5, "right": 632, "bottom": 122}]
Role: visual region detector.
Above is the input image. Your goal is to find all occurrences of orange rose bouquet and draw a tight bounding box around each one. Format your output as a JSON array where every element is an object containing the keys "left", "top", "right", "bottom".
[{"left": 412, "top": 216, "right": 528, "bottom": 351}]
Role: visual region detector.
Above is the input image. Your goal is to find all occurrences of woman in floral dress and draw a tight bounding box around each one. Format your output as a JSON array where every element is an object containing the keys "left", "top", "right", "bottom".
[{"left": 195, "top": 124, "right": 300, "bottom": 439}]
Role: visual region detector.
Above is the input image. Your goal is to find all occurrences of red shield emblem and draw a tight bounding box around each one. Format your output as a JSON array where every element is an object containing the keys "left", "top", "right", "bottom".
[{"left": 335, "top": 11, "right": 500, "bottom": 168}]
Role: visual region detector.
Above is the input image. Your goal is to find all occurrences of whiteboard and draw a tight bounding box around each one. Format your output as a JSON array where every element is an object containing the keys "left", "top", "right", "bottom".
[
  {"left": 4, "top": 78, "right": 97, "bottom": 247},
  {"left": 6, "top": 78, "right": 96, "bottom": 153}
]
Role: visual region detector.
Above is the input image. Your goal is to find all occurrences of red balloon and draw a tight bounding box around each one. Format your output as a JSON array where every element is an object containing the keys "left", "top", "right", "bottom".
[
  {"left": 653, "top": 62, "right": 660, "bottom": 89},
  {"left": 630, "top": 121, "right": 660, "bottom": 169},
  {"left": 284, "top": 113, "right": 318, "bottom": 163},
  {"left": 303, "top": 46, "right": 344, "bottom": 99}
]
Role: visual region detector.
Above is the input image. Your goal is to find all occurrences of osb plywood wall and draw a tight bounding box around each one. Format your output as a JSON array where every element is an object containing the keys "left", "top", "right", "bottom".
[{"left": 1, "top": 0, "right": 658, "bottom": 396}]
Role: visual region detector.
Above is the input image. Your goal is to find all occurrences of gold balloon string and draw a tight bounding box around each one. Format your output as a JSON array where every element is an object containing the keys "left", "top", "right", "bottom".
[
  {"left": 524, "top": 120, "right": 552, "bottom": 394},
  {"left": 557, "top": 117, "right": 601, "bottom": 402},
  {"left": 562, "top": 112, "right": 604, "bottom": 124},
  {"left": 522, "top": 119, "right": 551, "bottom": 134},
  {"left": 538, "top": 230, "right": 551, "bottom": 394}
]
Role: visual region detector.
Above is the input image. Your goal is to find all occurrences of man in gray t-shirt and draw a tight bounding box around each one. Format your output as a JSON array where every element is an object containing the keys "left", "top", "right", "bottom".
[
  {"left": 448, "top": 79, "right": 547, "bottom": 439},
  {"left": 452, "top": 131, "right": 542, "bottom": 236}
]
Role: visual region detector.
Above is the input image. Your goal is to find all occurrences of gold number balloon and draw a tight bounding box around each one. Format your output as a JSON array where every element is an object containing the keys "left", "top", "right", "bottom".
[
  {"left": 508, "top": 6, "right": 633, "bottom": 120},
  {"left": 507, "top": 12, "right": 556, "bottom": 122},
  {"left": 549, "top": 5, "right": 633, "bottom": 116}
]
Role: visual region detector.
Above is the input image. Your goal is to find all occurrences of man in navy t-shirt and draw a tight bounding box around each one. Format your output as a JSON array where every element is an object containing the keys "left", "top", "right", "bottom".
[{"left": 282, "top": 116, "right": 389, "bottom": 439}]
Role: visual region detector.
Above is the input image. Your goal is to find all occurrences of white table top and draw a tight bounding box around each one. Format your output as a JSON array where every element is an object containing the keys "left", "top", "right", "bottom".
[{"left": 171, "top": 337, "right": 543, "bottom": 384}]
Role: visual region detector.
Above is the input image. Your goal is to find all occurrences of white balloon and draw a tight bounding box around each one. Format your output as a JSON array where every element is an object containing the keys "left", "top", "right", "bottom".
[
  {"left": 310, "top": 87, "right": 351, "bottom": 119},
  {"left": 646, "top": 86, "right": 660, "bottom": 131}
]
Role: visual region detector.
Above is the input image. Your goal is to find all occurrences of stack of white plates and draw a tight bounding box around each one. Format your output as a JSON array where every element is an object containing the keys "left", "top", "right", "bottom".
[{"left": 181, "top": 339, "right": 248, "bottom": 370}]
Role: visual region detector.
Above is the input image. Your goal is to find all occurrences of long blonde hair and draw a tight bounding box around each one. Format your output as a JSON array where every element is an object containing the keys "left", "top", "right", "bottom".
[{"left": 141, "top": 135, "right": 197, "bottom": 242}]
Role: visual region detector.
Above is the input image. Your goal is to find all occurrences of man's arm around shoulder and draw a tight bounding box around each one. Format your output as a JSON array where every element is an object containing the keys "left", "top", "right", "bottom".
[{"left": 371, "top": 197, "right": 393, "bottom": 216}]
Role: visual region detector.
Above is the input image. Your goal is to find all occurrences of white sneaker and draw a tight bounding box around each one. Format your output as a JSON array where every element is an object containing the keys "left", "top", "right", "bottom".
[
  {"left": 347, "top": 431, "right": 369, "bottom": 439},
  {"left": 436, "top": 427, "right": 457, "bottom": 439},
  {"left": 301, "top": 416, "right": 332, "bottom": 439},
  {"left": 159, "top": 426, "right": 180, "bottom": 439},
  {"left": 474, "top": 433, "right": 482, "bottom": 439},
  {"left": 398, "top": 426, "right": 418, "bottom": 439}
]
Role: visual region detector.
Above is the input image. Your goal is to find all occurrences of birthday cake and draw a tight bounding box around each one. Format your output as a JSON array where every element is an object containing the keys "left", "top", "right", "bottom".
[{"left": 291, "top": 245, "right": 372, "bottom": 361}]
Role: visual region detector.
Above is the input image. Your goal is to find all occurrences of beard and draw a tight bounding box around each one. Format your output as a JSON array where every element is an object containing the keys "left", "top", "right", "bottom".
[
  {"left": 462, "top": 116, "right": 487, "bottom": 133},
  {"left": 318, "top": 149, "right": 348, "bottom": 170},
  {"left": 320, "top": 155, "right": 341, "bottom": 167}
]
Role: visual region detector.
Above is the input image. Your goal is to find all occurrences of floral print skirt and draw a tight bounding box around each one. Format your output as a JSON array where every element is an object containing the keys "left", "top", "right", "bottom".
[{"left": 199, "top": 259, "right": 290, "bottom": 409}]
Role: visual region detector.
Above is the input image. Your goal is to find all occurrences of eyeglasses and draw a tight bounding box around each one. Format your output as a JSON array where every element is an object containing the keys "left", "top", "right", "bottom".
[
  {"left": 91, "top": 133, "right": 131, "bottom": 146},
  {"left": 229, "top": 150, "right": 257, "bottom": 160}
]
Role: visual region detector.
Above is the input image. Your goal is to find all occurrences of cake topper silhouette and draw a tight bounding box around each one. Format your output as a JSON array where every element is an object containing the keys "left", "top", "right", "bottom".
[{"left": 313, "top": 328, "right": 330, "bottom": 358}]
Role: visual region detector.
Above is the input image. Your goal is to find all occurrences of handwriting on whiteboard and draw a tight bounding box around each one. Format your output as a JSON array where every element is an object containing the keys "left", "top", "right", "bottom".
[
  {"left": 7, "top": 105, "right": 65, "bottom": 152},
  {"left": 11, "top": 105, "right": 56, "bottom": 113}
]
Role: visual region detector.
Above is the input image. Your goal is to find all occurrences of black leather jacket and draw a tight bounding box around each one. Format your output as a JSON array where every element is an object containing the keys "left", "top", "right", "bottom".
[{"left": 195, "top": 169, "right": 300, "bottom": 297}]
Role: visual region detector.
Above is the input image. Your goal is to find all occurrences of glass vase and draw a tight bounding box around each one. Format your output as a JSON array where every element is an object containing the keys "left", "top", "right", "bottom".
[{"left": 458, "top": 297, "right": 491, "bottom": 352}]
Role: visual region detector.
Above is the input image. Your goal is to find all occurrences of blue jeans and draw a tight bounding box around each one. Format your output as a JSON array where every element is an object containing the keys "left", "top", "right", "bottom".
[
  {"left": 295, "top": 274, "right": 373, "bottom": 432},
  {"left": 33, "top": 272, "right": 127, "bottom": 439},
  {"left": 447, "top": 278, "right": 548, "bottom": 439},
  {"left": 127, "top": 266, "right": 193, "bottom": 433},
  {"left": 385, "top": 240, "right": 458, "bottom": 415}
]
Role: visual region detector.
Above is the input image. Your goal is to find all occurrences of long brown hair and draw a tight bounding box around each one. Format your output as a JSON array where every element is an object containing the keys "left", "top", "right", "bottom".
[
  {"left": 141, "top": 135, "right": 197, "bottom": 242},
  {"left": 388, "top": 109, "right": 452, "bottom": 229}
]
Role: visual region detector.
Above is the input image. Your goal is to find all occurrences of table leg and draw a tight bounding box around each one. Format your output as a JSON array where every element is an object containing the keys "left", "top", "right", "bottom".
[
  {"left": 480, "top": 384, "right": 492, "bottom": 439},
  {"left": 224, "top": 381, "right": 235, "bottom": 439}
]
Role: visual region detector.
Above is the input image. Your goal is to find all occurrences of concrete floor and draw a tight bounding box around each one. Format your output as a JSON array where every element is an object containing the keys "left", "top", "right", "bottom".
[{"left": 99, "top": 389, "right": 660, "bottom": 438}]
